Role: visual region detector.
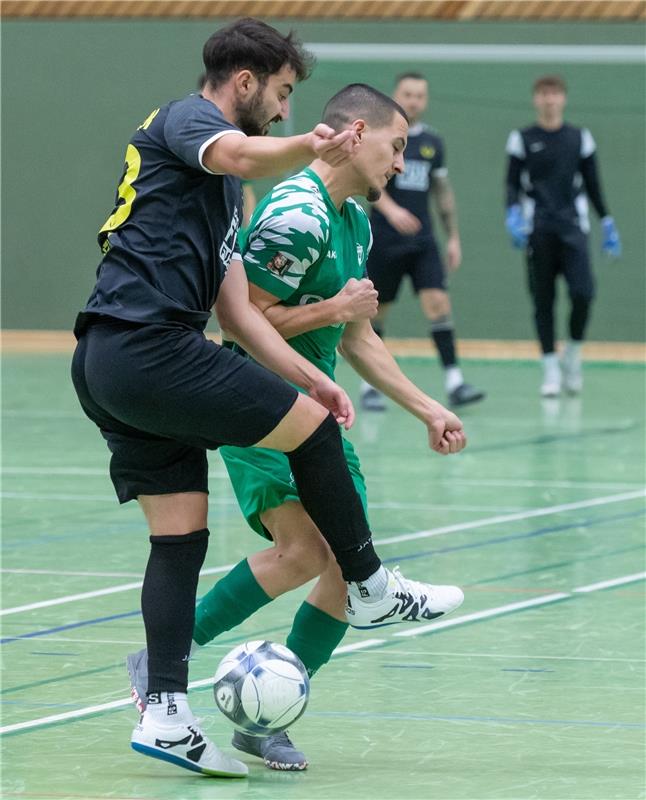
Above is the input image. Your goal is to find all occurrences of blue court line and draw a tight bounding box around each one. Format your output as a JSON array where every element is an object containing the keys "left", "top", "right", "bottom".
[
  {"left": 2, "top": 508, "right": 643, "bottom": 646},
  {"left": 307, "top": 710, "right": 645, "bottom": 730},
  {"left": 382, "top": 508, "right": 646, "bottom": 566}
]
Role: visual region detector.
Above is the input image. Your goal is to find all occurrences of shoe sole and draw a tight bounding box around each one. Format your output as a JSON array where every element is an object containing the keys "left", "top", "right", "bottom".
[
  {"left": 450, "top": 393, "right": 485, "bottom": 407},
  {"left": 131, "top": 742, "right": 247, "bottom": 778},
  {"left": 265, "top": 758, "right": 308, "bottom": 771},
  {"left": 232, "top": 739, "right": 308, "bottom": 771}
]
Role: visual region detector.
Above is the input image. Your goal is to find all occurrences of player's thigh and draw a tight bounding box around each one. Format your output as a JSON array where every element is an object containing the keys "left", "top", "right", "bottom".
[
  {"left": 138, "top": 493, "right": 209, "bottom": 535},
  {"left": 527, "top": 231, "right": 559, "bottom": 302},
  {"left": 254, "top": 392, "right": 328, "bottom": 452},
  {"left": 82, "top": 319, "right": 300, "bottom": 450},
  {"left": 261, "top": 501, "right": 332, "bottom": 569},
  {"left": 73, "top": 327, "right": 211, "bottom": 512},
  {"left": 411, "top": 238, "right": 447, "bottom": 299},
  {"left": 561, "top": 230, "right": 595, "bottom": 300}
]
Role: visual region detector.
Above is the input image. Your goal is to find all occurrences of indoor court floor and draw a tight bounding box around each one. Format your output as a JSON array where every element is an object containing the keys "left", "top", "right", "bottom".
[{"left": 1, "top": 352, "right": 644, "bottom": 800}]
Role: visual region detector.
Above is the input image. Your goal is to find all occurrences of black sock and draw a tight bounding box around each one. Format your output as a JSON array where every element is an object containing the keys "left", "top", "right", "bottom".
[
  {"left": 287, "top": 414, "right": 381, "bottom": 582},
  {"left": 430, "top": 317, "right": 457, "bottom": 368},
  {"left": 569, "top": 295, "right": 591, "bottom": 341},
  {"left": 142, "top": 528, "right": 209, "bottom": 695}
]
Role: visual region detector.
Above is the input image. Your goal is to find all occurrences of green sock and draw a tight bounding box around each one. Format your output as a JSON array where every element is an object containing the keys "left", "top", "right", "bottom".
[
  {"left": 193, "top": 558, "right": 271, "bottom": 646},
  {"left": 286, "top": 601, "right": 349, "bottom": 677}
]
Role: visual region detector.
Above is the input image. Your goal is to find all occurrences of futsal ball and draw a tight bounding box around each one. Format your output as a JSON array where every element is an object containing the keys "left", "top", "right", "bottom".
[{"left": 213, "top": 640, "right": 310, "bottom": 736}]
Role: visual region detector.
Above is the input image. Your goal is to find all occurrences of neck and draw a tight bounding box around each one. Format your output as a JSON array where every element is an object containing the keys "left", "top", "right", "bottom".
[
  {"left": 309, "top": 160, "right": 360, "bottom": 210},
  {"left": 201, "top": 84, "right": 237, "bottom": 127},
  {"left": 537, "top": 113, "right": 563, "bottom": 131}
]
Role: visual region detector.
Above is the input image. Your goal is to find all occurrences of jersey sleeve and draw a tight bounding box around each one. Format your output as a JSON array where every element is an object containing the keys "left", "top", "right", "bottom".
[
  {"left": 433, "top": 136, "right": 448, "bottom": 178},
  {"left": 243, "top": 187, "right": 330, "bottom": 300},
  {"left": 164, "top": 98, "right": 246, "bottom": 174}
]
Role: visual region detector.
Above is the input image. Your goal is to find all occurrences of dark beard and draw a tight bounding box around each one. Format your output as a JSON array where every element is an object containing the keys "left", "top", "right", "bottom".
[
  {"left": 234, "top": 88, "right": 269, "bottom": 136},
  {"left": 367, "top": 187, "right": 381, "bottom": 202}
]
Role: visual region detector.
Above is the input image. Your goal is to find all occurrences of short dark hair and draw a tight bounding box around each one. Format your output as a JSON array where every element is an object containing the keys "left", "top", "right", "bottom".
[
  {"left": 322, "top": 83, "right": 408, "bottom": 131},
  {"left": 533, "top": 74, "right": 567, "bottom": 94},
  {"left": 395, "top": 72, "right": 427, "bottom": 86},
  {"left": 202, "top": 18, "right": 314, "bottom": 89}
]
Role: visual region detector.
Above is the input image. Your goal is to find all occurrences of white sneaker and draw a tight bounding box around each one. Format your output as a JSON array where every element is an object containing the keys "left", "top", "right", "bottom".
[
  {"left": 541, "top": 360, "right": 561, "bottom": 397},
  {"left": 561, "top": 348, "right": 583, "bottom": 394},
  {"left": 131, "top": 712, "right": 248, "bottom": 778},
  {"left": 345, "top": 566, "right": 464, "bottom": 629}
]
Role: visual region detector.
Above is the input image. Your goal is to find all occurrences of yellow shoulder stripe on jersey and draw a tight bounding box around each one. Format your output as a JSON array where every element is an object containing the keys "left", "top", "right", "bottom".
[{"left": 138, "top": 108, "right": 160, "bottom": 131}]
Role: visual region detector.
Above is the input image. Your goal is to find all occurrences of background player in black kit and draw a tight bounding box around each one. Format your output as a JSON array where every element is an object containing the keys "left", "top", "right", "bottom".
[
  {"left": 70, "top": 19, "right": 467, "bottom": 779},
  {"left": 362, "top": 73, "right": 485, "bottom": 411},
  {"left": 505, "top": 74, "right": 621, "bottom": 397}
]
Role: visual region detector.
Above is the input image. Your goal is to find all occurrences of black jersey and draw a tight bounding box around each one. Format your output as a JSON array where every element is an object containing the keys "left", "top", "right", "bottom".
[
  {"left": 505, "top": 123, "right": 608, "bottom": 234},
  {"left": 75, "top": 94, "right": 245, "bottom": 335},
  {"left": 370, "top": 123, "right": 446, "bottom": 238}
]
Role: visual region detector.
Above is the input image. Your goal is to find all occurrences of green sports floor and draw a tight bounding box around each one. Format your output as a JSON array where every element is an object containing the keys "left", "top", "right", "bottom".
[{"left": 1, "top": 353, "right": 644, "bottom": 800}]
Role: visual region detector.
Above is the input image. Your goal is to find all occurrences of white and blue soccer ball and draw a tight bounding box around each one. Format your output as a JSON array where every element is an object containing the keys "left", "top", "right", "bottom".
[{"left": 213, "top": 640, "right": 310, "bottom": 736}]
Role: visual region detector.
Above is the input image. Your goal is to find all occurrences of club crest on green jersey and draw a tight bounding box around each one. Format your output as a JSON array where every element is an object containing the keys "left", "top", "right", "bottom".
[{"left": 266, "top": 253, "right": 294, "bottom": 276}]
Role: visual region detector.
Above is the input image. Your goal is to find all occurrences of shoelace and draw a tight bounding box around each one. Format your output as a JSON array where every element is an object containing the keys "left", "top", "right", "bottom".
[{"left": 391, "top": 566, "right": 433, "bottom": 603}]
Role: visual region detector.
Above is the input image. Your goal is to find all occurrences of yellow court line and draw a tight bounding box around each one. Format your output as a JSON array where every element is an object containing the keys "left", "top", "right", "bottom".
[{"left": 2, "top": 330, "right": 645, "bottom": 362}]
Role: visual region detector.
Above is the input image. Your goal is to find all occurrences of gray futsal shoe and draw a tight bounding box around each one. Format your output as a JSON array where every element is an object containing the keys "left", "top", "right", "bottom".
[
  {"left": 360, "top": 382, "right": 386, "bottom": 412},
  {"left": 126, "top": 647, "right": 148, "bottom": 714},
  {"left": 232, "top": 730, "right": 308, "bottom": 771}
]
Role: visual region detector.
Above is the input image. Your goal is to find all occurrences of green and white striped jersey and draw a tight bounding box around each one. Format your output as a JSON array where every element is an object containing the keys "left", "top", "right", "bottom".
[{"left": 240, "top": 167, "right": 372, "bottom": 379}]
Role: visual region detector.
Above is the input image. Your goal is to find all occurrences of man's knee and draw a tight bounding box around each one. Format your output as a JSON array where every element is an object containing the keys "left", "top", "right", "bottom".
[
  {"left": 421, "top": 289, "right": 451, "bottom": 319},
  {"left": 273, "top": 534, "right": 332, "bottom": 582}
]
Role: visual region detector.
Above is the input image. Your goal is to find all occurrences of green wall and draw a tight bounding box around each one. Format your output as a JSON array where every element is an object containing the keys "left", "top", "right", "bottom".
[{"left": 2, "top": 19, "right": 644, "bottom": 340}]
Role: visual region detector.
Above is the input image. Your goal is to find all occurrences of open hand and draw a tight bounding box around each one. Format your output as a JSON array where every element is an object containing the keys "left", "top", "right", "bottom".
[
  {"left": 309, "top": 124, "right": 360, "bottom": 167},
  {"left": 309, "top": 376, "right": 355, "bottom": 430}
]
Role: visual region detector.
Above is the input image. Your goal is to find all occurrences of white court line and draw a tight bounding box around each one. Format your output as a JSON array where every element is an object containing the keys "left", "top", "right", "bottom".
[
  {"left": 374, "top": 490, "right": 646, "bottom": 545},
  {"left": 0, "top": 582, "right": 144, "bottom": 616},
  {"left": 2, "top": 489, "right": 644, "bottom": 616},
  {"left": 1, "top": 466, "right": 230, "bottom": 479},
  {"left": 3, "top": 468, "right": 642, "bottom": 492},
  {"left": 2, "top": 572, "right": 642, "bottom": 736},
  {"left": 308, "top": 43, "right": 646, "bottom": 64},
  {"left": 438, "top": 478, "right": 645, "bottom": 491},
  {"left": 572, "top": 572, "right": 646, "bottom": 593},
  {"left": 382, "top": 651, "right": 646, "bottom": 664},
  {"left": 333, "top": 639, "right": 386, "bottom": 654}
]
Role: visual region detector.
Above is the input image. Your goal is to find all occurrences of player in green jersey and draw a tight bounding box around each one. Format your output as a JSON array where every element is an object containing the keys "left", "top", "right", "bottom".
[{"left": 128, "top": 83, "right": 466, "bottom": 771}]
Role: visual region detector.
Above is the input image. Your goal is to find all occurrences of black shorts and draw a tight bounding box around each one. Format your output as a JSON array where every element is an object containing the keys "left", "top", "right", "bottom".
[
  {"left": 71, "top": 317, "right": 298, "bottom": 503},
  {"left": 366, "top": 233, "right": 446, "bottom": 303},
  {"left": 527, "top": 227, "right": 595, "bottom": 300}
]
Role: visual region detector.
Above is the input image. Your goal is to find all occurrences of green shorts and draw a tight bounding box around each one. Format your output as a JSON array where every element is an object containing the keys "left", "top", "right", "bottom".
[{"left": 219, "top": 436, "right": 368, "bottom": 540}]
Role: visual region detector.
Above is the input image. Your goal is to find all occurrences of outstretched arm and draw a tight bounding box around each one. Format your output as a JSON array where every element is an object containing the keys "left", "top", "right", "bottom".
[
  {"left": 203, "top": 124, "right": 358, "bottom": 179},
  {"left": 338, "top": 319, "right": 466, "bottom": 455}
]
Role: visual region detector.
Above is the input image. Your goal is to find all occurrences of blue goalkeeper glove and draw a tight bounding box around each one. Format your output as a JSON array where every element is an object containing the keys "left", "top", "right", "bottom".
[
  {"left": 601, "top": 216, "right": 621, "bottom": 259},
  {"left": 505, "top": 204, "right": 530, "bottom": 249}
]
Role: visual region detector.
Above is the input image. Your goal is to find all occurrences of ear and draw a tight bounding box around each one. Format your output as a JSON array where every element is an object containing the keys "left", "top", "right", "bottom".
[
  {"left": 351, "top": 119, "right": 367, "bottom": 140},
  {"left": 232, "top": 69, "right": 258, "bottom": 97}
]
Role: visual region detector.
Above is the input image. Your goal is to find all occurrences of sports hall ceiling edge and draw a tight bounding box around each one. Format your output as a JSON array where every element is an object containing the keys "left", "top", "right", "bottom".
[{"left": 2, "top": 0, "right": 645, "bottom": 20}]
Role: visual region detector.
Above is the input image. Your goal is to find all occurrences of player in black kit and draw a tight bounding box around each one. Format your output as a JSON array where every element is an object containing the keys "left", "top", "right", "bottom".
[
  {"left": 362, "top": 73, "right": 485, "bottom": 410},
  {"left": 70, "top": 20, "right": 466, "bottom": 779},
  {"left": 505, "top": 74, "right": 621, "bottom": 396}
]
